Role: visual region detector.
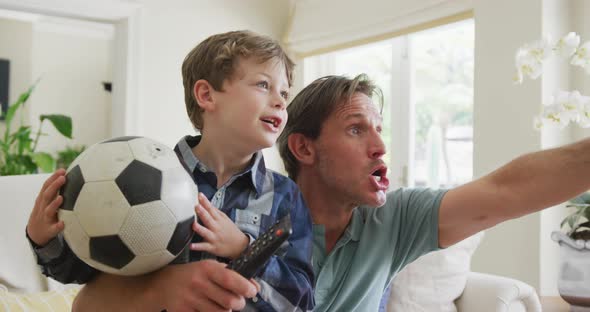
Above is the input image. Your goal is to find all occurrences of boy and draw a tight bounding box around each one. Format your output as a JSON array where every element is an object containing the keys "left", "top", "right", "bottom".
[{"left": 26, "top": 30, "right": 315, "bottom": 312}]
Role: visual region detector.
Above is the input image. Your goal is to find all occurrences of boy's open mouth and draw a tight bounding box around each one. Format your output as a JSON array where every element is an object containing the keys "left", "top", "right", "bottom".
[{"left": 261, "top": 117, "right": 281, "bottom": 128}]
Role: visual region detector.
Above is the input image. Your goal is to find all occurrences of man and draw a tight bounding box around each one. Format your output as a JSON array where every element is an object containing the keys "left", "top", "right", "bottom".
[{"left": 276, "top": 74, "right": 590, "bottom": 311}]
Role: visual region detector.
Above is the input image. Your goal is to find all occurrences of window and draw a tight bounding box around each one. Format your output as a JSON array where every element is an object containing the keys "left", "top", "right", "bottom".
[{"left": 303, "top": 19, "right": 474, "bottom": 189}]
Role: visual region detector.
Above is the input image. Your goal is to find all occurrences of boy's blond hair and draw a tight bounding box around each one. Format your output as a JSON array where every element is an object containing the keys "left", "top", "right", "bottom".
[{"left": 182, "top": 30, "right": 294, "bottom": 130}]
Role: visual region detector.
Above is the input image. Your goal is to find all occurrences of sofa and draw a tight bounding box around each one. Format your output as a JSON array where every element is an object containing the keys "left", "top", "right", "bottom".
[
  {"left": 0, "top": 174, "right": 542, "bottom": 311},
  {"left": 386, "top": 232, "right": 542, "bottom": 312}
]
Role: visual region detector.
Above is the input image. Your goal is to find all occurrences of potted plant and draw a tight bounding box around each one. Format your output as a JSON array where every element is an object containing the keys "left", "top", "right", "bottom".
[
  {"left": 56, "top": 145, "right": 86, "bottom": 169},
  {"left": 0, "top": 82, "right": 74, "bottom": 175},
  {"left": 551, "top": 195, "right": 590, "bottom": 309},
  {"left": 515, "top": 32, "right": 590, "bottom": 309}
]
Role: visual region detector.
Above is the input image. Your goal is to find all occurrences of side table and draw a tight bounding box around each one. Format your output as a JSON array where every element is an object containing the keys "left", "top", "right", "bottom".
[{"left": 541, "top": 296, "right": 570, "bottom": 312}]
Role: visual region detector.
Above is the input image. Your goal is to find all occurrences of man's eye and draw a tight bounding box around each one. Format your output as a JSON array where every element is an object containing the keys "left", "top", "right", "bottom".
[
  {"left": 257, "top": 81, "right": 269, "bottom": 89},
  {"left": 350, "top": 127, "right": 361, "bottom": 135}
]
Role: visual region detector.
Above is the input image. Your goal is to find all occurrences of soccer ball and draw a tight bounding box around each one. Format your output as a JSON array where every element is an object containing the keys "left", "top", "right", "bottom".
[{"left": 58, "top": 136, "right": 197, "bottom": 276}]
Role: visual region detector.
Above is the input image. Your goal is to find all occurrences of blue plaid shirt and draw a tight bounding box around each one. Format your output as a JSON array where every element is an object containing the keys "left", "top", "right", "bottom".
[
  {"left": 175, "top": 135, "right": 315, "bottom": 311},
  {"left": 29, "top": 135, "right": 315, "bottom": 312}
]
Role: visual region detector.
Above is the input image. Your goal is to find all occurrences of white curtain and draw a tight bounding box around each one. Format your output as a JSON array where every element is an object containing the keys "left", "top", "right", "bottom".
[{"left": 284, "top": 0, "right": 472, "bottom": 56}]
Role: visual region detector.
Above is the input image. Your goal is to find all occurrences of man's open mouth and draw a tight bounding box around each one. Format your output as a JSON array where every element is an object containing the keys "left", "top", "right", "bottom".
[
  {"left": 371, "top": 166, "right": 390, "bottom": 190},
  {"left": 372, "top": 167, "right": 387, "bottom": 181}
]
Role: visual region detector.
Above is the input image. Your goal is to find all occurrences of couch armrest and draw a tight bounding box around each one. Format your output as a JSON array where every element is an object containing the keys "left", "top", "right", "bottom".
[{"left": 455, "top": 272, "right": 542, "bottom": 312}]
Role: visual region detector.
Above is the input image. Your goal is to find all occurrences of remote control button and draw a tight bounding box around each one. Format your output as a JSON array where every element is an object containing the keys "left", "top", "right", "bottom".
[{"left": 276, "top": 229, "right": 283, "bottom": 236}]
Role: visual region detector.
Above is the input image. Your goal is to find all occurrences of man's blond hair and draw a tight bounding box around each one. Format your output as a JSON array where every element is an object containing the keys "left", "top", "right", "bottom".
[{"left": 277, "top": 74, "right": 383, "bottom": 180}]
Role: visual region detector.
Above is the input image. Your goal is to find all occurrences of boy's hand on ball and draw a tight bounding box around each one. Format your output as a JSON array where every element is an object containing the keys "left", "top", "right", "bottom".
[
  {"left": 190, "top": 193, "right": 249, "bottom": 259},
  {"left": 27, "top": 169, "right": 66, "bottom": 246}
]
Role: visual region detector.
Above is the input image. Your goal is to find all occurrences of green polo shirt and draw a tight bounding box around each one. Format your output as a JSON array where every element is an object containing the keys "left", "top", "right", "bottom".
[{"left": 312, "top": 188, "right": 447, "bottom": 312}]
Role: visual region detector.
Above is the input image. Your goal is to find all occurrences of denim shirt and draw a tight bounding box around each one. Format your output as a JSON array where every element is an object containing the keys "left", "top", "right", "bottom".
[{"left": 28, "top": 135, "right": 315, "bottom": 312}]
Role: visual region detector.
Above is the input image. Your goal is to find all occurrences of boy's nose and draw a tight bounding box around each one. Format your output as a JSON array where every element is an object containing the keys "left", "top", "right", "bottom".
[{"left": 272, "top": 94, "right": 286, "bottom": 110}]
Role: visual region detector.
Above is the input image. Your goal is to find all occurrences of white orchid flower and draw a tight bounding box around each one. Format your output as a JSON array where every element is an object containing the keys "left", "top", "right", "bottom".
[
  {"left": 520, "top": 33, "right": 590, "bottom": 130},
  {"left": 533, "top": 116, "right": 544, "bottom": 130},
  {"left": 514, "top": 36, "right": 552, "bottom": 83},
  {"left": 555, "top": 90, "right": 580, "bottom": 120},
  {"left": 528, "top": 35, "right": 553, "bottom": 61},
  {"left": 554, "top": 32, "right": 580, "bottom": 58},
  {"left": 547, "top": 90, "right": 590, "bottom": 128},
  {"left": 514, "top": 48, "right": 543, "bottom": 83},
  {"left": 571, "top": 41, "right": 590, "bottom": 69},
  {"left": 577, "top": 102, "right": 590, "bottom": 128},
  {"left": 539, "top": 104, "right": 570, "bottom": 129}
]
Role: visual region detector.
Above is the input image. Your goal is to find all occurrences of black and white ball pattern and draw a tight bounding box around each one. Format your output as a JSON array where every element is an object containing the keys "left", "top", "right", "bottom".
[{"left": 58, "top": 136, "right": 197, "bottom": 276}]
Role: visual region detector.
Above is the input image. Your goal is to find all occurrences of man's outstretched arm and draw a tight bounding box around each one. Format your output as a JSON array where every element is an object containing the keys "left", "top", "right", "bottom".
[
  {"left": 438, "top": 138, "right": 590, "bottom": 247},
  {"left": 72, "top": 260, "right": 258, "bottom": 312}
]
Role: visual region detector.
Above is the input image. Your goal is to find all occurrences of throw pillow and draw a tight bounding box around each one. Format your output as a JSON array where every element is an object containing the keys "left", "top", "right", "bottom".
[
  {"left": 386, "top": 231, "right": 484, "bottom": 312},
  {"left": 0, "top": 284, "right": 81, "bottom": 312}
]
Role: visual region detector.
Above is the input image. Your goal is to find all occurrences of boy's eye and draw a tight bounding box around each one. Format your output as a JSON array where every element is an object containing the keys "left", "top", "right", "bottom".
[
  {"left": 257, "top": 81, "right": 269, "bottom": 89},
  {"left": 281, "top": 91, "right": 289, "bottom": 100}
]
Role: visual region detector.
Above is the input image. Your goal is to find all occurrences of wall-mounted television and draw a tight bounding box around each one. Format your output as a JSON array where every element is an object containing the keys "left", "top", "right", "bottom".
[{"left": 0, "top": 59, "right": 9, "bottom": 120}]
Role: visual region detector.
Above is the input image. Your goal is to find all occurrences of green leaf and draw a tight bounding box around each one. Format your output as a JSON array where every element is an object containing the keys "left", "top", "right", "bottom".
[
  {"left": 568, "top": 215, "right": 577, "bottom": 230},
  {"left": 4, "top": 101, "right": 21, "bottom": 125},
  {"left": 4, "top": 83, "right": 37, "bottom": 124},
  {"left": 571, "top": 191, "right": 590, "bottom": 204},
  {"left": 40, "top": 115, "right": 72, "bottom": 138},
  {"left": 33, "top": 152, "right": 55, "bottom": 173},
  {"left": 560, "top": 217, "right": 568, "bottom": 229},
  {"left": 5, "top": 154, "right": 37, "bottom": 175}
]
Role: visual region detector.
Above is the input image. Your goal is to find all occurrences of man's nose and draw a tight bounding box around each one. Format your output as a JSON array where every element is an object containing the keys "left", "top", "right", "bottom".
[{"left": 369, "top": 132, "right": 386, "bottom": 159}]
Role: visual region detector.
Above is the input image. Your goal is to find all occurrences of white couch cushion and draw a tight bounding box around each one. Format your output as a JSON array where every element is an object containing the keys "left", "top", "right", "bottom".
[
  {"left": 0, "top": 174, "right": 51, "bottom": 292},
  {"left": 387, "top": 232, "right": 484, "bottom": 312}
]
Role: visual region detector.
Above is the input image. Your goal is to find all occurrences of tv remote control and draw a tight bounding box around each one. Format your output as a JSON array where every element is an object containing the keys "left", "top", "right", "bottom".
[{"left": 228, "top": 215, "right": 292, "bottom": 279}]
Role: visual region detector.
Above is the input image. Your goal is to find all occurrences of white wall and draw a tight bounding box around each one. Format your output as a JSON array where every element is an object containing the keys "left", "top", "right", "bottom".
[
  {"left": 471, "top": 0, "right": 588, "bottom": 296},
  {"left": 470, "top": 0, "right": 543, "bottom": 291},
  {"left": 538, "top": 0, "right": 573, "bottom": 296},
  {"left": 132, "top": 0, "right": 290, "bottom": 172},
  {"left": 30, "top": 18, "right": 113, "bottom": 154},
  {"left": 0, "top": 17, "right": 32, "bottom": 129},
  {"left": 571, "top": 0, "right": 590, "bottom": 141},
  {"left": 0, "top": 14, "right": 113, "bottom": 159},
  {"left": 0, "top": 1, "right": 290, "bottom": 172}
]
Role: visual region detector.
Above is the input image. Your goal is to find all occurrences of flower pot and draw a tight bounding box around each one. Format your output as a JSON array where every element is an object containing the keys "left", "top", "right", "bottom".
[{"left": 552, "top": 231, "right": 590, "bottom": 311}]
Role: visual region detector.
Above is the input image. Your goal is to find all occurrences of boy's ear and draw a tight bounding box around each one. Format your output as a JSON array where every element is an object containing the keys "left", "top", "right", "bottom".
[
  {"left": 287, "top": 133, "right": 315, "bottom": 165},
  {"left": 193, "top": 80, "right": 215, "bottom": 111}
]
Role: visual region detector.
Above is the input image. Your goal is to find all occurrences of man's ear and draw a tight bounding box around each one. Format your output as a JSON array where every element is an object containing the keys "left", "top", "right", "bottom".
[
  {"left": 287, "top": 133, "right": 315, "bottom": 165},
  {"left": 193, "top": 80, "right": 215, "bottom": 111}
]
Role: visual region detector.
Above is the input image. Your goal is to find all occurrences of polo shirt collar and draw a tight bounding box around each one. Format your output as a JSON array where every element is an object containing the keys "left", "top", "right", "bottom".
[
  {"left": 315, "top": 207, "right": 363, "bottom": 250},
  {"left": 346, "top": 208, "right": 363, "bottom": 242}
]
